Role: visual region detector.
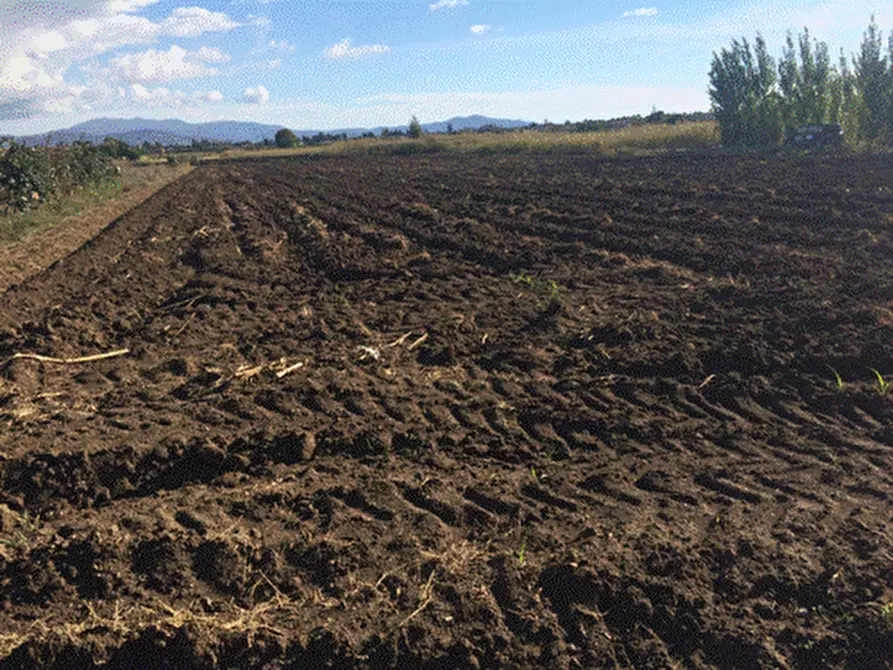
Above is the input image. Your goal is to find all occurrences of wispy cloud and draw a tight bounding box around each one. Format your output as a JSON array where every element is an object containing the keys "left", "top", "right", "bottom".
[
  {"left": 470, "top": 24, "right": 491, "bottom": 35},
  {"left": 107, "top": 45, "right": 230, "bottom": 83},
  {"left": 268, "top": 39, "right": 296, "bottom": 53},
  {"left": 161, "top": 7, "right": 240, "bottom": 37},
  {"left": 324, "top": 38, "right": 390, "bottom": 60},
  {"left": 623, "top": 8, "right": 659, "bottom": 18},
  {"left": 129, "top": 84, "right": 226, "bottom": 106},
  {"left": 429, "top": 0, "right": 468, "bottom": 12},
  {"left": 242, "top": 84, "right": 270, "bottom": 104}
]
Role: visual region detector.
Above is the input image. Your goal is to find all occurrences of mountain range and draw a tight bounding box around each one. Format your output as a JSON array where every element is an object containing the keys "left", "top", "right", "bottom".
[{"left": 16, "top": 115, "right": 531, "bottom": 147}]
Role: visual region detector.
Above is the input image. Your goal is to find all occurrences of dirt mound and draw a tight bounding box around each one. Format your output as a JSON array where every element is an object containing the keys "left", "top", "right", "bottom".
[{"left": 0, "top": 153, "right": 892, "bottom": 667}]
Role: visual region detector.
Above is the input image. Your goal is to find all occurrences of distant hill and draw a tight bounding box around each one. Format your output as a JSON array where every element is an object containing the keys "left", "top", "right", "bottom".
[
  {"left": 17, "top": 115, "right": 533, "bottom": 147},
  {"left": 418, "top": 115, "right": 531, "bottom": 134},
  {"left": 18, "top": 118, "right": 285, "bottom": 146}
]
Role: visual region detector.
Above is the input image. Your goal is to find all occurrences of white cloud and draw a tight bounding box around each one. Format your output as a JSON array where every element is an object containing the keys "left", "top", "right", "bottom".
[
  {"left": 470, "top": 24, "right": 491, "bottom": 35},
  {"left": 194, "top": 46, "right": 231, "bottom": 63},
  {"left": 242, "top": 85, "right": 270, "bottom": 104},
  {"left": 267, "top": 58, "right": 282, "bottom": 69},
  {"left": 0, "top": 1, "right": 240, "bottom": 120},
  {"left": 108, "top": 45, "right": 230, "bottom": 83},
  {"left": 161, "top": 7, "right": 239, "bottom": 38},
  {"left": 429, "top": 0, "right": 468, "bottom": 12},
  {"left": 268, "top": 39, "right": 296, "bottom": 53},
  {"left": 128, "top": 83, "right": 225, "bottom": 106},
  {"left": 324, "top": 38, "right": 390, "bottom": 60},
  {"left": 623, "top": 8, "right": 659, "bottom": 18},
  {"left": 107, "top": 0, "right": 161, "bottom": 13}
]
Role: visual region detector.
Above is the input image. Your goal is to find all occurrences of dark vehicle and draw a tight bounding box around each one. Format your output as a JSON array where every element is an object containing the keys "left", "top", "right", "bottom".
[{"left": 787, "top": 124, "right": 844, "bottom": 148}]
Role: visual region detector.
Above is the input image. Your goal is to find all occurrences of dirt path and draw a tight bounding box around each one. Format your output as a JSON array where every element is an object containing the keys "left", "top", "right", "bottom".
[{"left": 0, "top": 153, "right": 891, "bottom": 668}]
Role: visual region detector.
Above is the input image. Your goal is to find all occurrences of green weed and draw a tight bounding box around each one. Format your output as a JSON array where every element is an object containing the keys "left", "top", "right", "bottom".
[
  {"left": 0, "top": 512, "right": 38, "bottom": 551},
  {"left": 548, "top": 280, "right": 566, "bottom": 300},
  {"left": 0, "top": 531, "right": 28, "bottom": 550},
  {"left": 518, "top": 538, "right": 527, "bottom": 567},
  {"left": 870, "top": 368, "right": 889, "bottom": 396},
  {"left": 827, "top": 365, "right": 844, "bottom": 389}
]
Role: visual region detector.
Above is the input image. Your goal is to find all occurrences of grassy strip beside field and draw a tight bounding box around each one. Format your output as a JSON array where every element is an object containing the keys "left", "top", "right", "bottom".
[
  {"left": 0, "top": 162, "right": 189, "bottom": 242},
  {"left": 1, "top": 179, "right": 124, "bottom": 242},
  {"left": 0, "top": 162, "right": 190, "bottom": 292},
  {"left": 205, "top": 121, "right": 719, "bottom": 162}
]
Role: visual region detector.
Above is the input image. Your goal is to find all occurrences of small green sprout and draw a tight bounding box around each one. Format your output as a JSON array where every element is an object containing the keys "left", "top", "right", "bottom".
[
  {"left": 548, "top": 280, "right": 566, "bottom": 300},
  {"left": 880, "top": 601, "right": 893, "bottom": 626},
  {"left": 0, "top": 531, "right": 28, "bottom": 550},
  {"left": 518, "top": 538, "right": 527, "bottom": 567},
  {"left": 530, "top": 466, "right": 538, "bottom": 482},
  {"left": 870, "top": 368, "right": 889, "bottom": 396},
  {"left": 826, "top": 365, "right": 844, "bottom": 390}
]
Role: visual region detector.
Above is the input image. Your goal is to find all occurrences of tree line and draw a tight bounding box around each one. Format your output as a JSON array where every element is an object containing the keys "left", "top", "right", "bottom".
[{"left": 709, "top": 16, "right": 893, "bottom": 148}]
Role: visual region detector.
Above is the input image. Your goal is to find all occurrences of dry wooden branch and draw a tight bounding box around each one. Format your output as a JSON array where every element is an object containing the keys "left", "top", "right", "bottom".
[
  {"left": 235, "top": 364, "right": 265, "bottom": 379},
  {"left": 1, "top": 348, "right": 130, "bottom": 369},
  {"left": 698, "top": 374, "right": 716, "bottom": 389},
  {"left": 407, "top": 333, "right": 429, "bottom": 351},
  {"left": 276, "top": 361, "right": 305, "bottom": 379},
  {"left": 387, "top": 332, "right": 414, "bottom": 348},
  {"left": 397, "top": 570, "right": 436, "bottom": 629}
]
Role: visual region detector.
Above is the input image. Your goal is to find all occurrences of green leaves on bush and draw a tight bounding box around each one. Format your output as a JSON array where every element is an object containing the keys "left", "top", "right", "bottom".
[{"left": 0, "top": 139, "right": 118, "bottom": 213}]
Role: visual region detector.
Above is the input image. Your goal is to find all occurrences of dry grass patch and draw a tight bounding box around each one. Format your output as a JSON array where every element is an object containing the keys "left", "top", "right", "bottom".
[{"left": 203, "top": 121, "right": 719, "bottom": 162}]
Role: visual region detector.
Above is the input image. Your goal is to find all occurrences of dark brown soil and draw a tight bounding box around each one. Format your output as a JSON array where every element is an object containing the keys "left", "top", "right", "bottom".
[{"left": 1, "top": 151, "right": 892, "bottom": 668}]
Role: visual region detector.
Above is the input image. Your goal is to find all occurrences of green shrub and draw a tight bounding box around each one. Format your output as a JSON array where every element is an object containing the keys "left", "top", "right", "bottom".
[
  {"left": 0, "top": 139, "right": 117, "bottom": 213},
  {"left": 275, "top": 128, "right": 300, "bottom": 148}
]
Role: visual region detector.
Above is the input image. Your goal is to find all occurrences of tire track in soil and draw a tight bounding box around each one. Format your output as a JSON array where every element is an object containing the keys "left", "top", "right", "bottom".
[{"left": 0, "top": 153, "right": 892, "bottom": 667}]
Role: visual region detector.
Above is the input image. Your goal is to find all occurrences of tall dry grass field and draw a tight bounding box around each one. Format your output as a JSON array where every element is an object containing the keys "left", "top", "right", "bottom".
[{"left": 213, "top": 121, "right": 720, "bottom": 161}]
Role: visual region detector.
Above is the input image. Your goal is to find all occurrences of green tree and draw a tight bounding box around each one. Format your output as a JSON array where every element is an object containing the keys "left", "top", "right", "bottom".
[
  {"left": 798, "top": 29, "right": 833, "bottom": 124},
  {"left": 709, "top": 35, "right": 783, "bottom": 147},
  {"left": 853, "top": 16, "right": 889, "bottom": 142},
  {"left": 778, "top": 29, "right": 834, "bottom": 131},
  {"left": 888, "top": 32, "right": 893, "bottom": 138},
  {"left": 100, "top": 137, "right": 142, "bottom": 160},
  {"left": 830, "top": 49, "right": 859, "bottom": 134},
  {"left": 274, "top": 128, "right": 299, "bottom": 148},
  {"left": 408, "top": 116, "right": 423, "bottom": 139},
  {"left": 778, "top": 32, "right": 801, "bottom": 128}
]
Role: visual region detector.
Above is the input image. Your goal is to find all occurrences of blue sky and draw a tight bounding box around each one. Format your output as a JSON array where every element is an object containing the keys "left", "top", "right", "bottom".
[{"left": 0, "top": 0, "right": 890, "bottom": 134}]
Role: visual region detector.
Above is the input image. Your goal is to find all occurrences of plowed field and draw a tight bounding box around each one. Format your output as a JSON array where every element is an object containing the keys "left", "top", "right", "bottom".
[{"left": 1, "top": 152, "right": 893, "bottom": 668}]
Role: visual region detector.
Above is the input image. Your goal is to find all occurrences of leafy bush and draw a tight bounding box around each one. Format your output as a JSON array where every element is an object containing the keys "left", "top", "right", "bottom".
[
  {"left": 0, "top": 139, "right": 118, "bottom": 213},
  {"left": 275, "top": 128, "right": 300, "bottom": 148},
  {"left": 100, "top": 137, "right": 143, "bottom": 160}
]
